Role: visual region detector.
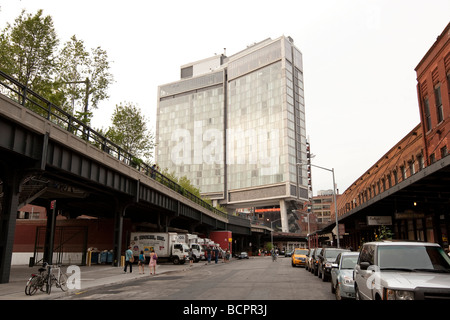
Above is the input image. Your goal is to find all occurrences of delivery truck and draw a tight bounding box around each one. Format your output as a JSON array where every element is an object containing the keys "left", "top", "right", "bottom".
[
  {"left": 177, "top": 233, "right": 204, "bottom": 262},
  {"left": 129, "top": 232, "right": 189, "bottom": 265}
]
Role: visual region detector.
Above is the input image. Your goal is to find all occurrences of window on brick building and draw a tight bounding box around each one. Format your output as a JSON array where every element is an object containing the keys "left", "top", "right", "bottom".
[
  {"left": 417, "top": 154, "right": 424, "bottom": 170},
  {"left": 401, "top": 165, "right": 406, "bottom": 180},
  {"left": 430, "top": 153, "right": 436, "bottom": 164},
  {"left": 441, "top": 146, "right": 448, "bottom": 158},
  {"left": 408, "top": 160, "right": 415, "bottom": 176},
  {"left": 423, "top": 98, "right": 432, "bottom": 132},
  {"left": 434, "top": 85, "right": 444, "bottom": 123},
  {"left": 393, "top": 169, "right": 398, "bottom": 184}
]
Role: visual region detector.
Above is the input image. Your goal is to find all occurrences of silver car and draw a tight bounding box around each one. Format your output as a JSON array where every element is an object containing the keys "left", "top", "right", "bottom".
[
  {"left": 354, "top": 241, "right": 450, "bottom": 300},
  {"left": 330, "top": 252, "right": 359, "bottom": 299}
]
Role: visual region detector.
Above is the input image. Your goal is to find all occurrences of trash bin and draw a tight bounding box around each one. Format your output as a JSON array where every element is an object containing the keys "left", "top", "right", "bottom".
[
  {"left": 107, "top": 251, "right": 113, "bottom": 264},
  {"left": 90, "top": 252, "right": 99, "bottom": 264},
  {"left": 100, "top": 251, "right": 108, "bottom": 264}
]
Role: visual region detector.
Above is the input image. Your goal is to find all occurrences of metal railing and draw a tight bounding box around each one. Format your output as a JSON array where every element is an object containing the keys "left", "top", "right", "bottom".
[{"left": 0, "top": 69, "right": 230, "bottom": 220}]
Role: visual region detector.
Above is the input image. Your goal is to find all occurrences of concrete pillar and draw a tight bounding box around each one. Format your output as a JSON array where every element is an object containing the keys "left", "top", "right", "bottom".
[
  {"left": 0, "top": 170, "right": 21, "bottom": 283},
  {"left": 279, "top": 199, "right": 289, "bottom": 233},
  {"left": 112, "top": 204, "right": 124, "bottom": 267}
]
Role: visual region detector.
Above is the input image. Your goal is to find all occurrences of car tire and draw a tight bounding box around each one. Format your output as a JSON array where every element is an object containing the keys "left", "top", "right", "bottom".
[
  {"left": 335, "top": 284, "right": 342, "bottom": 300},
  {"left": 322, "top": 272, "right": 327, "bottom": 282},
  {"left": 355, "top": 285, "right": 362, "bottom": 300},
  {"left": 331, "top": 281, "right": 335, "bottom": 294}
]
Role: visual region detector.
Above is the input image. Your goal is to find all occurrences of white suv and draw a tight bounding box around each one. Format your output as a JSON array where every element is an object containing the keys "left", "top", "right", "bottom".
[{"left": 354, "top": 241, "right": 450, "bottom": 300}]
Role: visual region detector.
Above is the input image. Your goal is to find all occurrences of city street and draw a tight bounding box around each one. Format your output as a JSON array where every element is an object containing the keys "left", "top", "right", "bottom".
[{"left": 55, "top": 256, "right": 334, "bottom": 300}]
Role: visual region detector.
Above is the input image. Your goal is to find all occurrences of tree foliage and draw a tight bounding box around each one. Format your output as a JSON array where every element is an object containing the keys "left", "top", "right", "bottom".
[
  {"left": 106, "top": 102, "right": 155, "bottom": 161},
  {"left": 0, "top": 9, "right": 58, "bottom": 91},
  {"left": 0, "top": 9, "right": 114, "bottom": 125}
]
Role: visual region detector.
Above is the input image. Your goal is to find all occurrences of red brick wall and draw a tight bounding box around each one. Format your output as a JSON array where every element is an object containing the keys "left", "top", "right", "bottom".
[{"left": 416, "top": 22, "right": 450, "bottom": 164}]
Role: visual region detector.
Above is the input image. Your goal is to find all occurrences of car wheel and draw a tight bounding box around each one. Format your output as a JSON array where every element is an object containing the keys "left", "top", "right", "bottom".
[
  {"left": 322, "top": 272, "right": 327, "bottom": 282},
  {"left": 355, "top": 285, "right": 362, "bottom": 300},
  {"left": 331, "top": 281, "right": 335, "bottom": 294},
  {"left": 335, "top": 284, "right": 342, "bottom": 300}
]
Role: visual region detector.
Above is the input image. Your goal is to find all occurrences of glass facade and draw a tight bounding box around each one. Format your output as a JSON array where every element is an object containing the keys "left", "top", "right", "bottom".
[
  {"left": 156, "top": 36, "right": 308, "bottom": 201},
  {"left": 157, "top": 71, "right": 225, "bottom": 194},
  {"left": 227, "top": 61, "right": 284, "bottom": 189}
]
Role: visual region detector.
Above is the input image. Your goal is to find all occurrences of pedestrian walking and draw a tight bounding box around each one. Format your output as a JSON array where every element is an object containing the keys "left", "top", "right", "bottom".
[
  {"left": 124, "top": 246, "right": 133, "bottom": 273},
  {"left": 189, "top": 248, "right": 194, "bottom": 267},
  {"left": 214, "top": 246, "right": 219, "bottom": 264},
  {"left": 206, "top": 246, "right": 212, "bottom": 264},
  {"left": 149, "top": 248, "right": 157, "bottom": 275},
  {"left": 138, "top": 250, "right": 145, "bottom": 274}
]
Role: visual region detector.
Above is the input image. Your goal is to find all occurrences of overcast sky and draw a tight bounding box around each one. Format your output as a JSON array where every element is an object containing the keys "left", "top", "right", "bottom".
[{"left": 1, "top": 1, "right": 449, "bottom": 195}]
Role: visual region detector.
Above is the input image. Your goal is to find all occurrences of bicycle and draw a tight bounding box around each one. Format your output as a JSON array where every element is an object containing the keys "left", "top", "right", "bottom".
[
  {"left": 47, "top": 264, "right": 69, "bottom": 294},
  {"left": 25, "top": 263, "right": 68, "bottom": 295},
  {"left": 25, "top": 263, "right": 49, "bottom": 296}
]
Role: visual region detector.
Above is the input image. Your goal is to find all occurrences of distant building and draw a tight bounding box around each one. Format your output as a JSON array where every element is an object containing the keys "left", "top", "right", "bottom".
[
  {"left": 312, "top": 190, "right": 334, "bottom": 224},
  {"left": 156, "top": 36, "right": 308, "bottom": 233}
]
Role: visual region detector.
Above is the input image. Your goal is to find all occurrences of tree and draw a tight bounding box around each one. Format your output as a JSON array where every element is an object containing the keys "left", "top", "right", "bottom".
[
  {"left": 0, "top": 9, "right": 58, "bottom": 97},
  {"left": 106, "top": 102, "right": 155, "bottom": 161},
  {"left": 57, "top": 35, "right": 114, "bottom": 123},
  {"left": 0, "top": 9, "right": 114, "bottom": 125}
]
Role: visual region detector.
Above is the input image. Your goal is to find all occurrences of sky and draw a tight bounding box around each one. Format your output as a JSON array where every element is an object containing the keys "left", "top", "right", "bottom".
[{"left": 1, "top": 0, "right": 449, "bottom": 196}]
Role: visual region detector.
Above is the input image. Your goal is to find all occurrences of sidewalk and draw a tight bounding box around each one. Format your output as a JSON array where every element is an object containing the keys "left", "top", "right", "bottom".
[{"left": 0, "top": 259, "right": 220, "bottom": 300}]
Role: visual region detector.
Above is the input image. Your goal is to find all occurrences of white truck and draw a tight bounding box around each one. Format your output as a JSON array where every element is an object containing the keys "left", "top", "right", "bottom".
[
  {"left": 178, "top": 233, "right": 205, "bottom": 262},
  {"left": 129, "top": 232, "right": 189, "bottom": 265}
]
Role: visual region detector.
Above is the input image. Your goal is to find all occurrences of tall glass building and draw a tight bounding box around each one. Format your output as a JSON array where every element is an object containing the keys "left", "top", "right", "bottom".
[{"left": 156, "top": 36, "right": 308, "bottom": 232}]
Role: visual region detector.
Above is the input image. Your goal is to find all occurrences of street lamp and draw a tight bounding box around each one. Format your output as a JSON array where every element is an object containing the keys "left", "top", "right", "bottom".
[
  {"left": 267, "top": 218, "right": 282, "bottom": 251},
  {"left": 63, "top": 78, "right": 91, "bottom": 122},
  {"left": 297, "top": 162, "right": 340, "bottom": 248}
]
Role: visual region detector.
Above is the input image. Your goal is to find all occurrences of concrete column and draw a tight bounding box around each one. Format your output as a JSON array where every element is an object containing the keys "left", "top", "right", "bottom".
[
  {"left": 279, "top": 199, "right": 289, "bottom": 233},
  {"left": 0, "top": 170, "right": 21, "bottom": 284},
  {"left": 112, "top": 204, "right": 124, "bottom": 267}
]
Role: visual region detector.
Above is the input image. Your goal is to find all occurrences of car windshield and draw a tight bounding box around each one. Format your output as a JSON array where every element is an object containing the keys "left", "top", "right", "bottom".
[
  {"left": 378, "top": 245, "right": 450, "bottom": 272},
  {"left": 341, "top": 256, "right": 358, "bottom": 269},
  {"left": 325, "top": 250, "right": 343, "bottom": 259},
  {"left": 295, "top": 249, "right": 308, "bottom": 255}
]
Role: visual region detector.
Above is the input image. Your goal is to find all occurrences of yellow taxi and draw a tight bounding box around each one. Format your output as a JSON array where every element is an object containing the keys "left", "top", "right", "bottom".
[{"left": 291, "top": 248, "right": 309, "bottom": 267}]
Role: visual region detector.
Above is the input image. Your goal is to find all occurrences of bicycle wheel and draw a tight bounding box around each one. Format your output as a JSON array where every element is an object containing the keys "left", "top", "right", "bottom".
[
  {"left": 25, "top": 276, "right": 33, "bottom": 295},
  {"left": 26, "top": 275, "right": 41, "bottom": 296},
  {"left": 58, "top": 273, "right": 68, "bottom": 292}
]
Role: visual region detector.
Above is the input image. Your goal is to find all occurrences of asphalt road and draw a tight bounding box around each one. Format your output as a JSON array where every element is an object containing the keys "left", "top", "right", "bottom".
[{"left": 56, "top": 256, "right": 335, "bottom": 300}]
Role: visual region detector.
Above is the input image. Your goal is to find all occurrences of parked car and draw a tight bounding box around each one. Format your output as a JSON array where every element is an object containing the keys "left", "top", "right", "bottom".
[
  {"left": 285, "top": 250, "right": 293, "bottom": 257},
  {"left": 237, "top": 252, "right": 249, "bottom": 259},
  {"left": 311, "top": 248, "right": 322, "bottom": 275},
  {"left": 292, "top": 248, "right": 309, "bottom": 267},
  {"left": 304, "top": 249, "right": 312, "bottom": 271},
  {"left": 330, "top": 252, "right": 360, "bottom": 299},
  {"left": 354, "top": 241, "right": 450, "bottom": 300},
  {"left": 318, "top": 248, "right": 350, "bottom": 281}
]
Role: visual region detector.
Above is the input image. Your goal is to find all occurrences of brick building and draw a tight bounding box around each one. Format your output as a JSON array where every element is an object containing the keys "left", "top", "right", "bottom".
[
  {"left": 415, "top": 22, "right": 450, "bottom": 165},
  {"left": 322, "top": 22, "right": 450, "bottom": 250}
]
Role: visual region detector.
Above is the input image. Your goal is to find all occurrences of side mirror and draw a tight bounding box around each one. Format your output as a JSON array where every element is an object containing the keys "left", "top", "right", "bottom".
[{"left": 359, "top": 262, "right": 371, "bottom": 270}]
